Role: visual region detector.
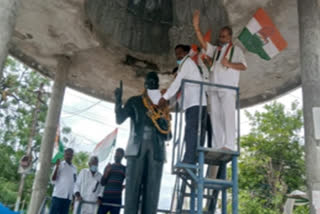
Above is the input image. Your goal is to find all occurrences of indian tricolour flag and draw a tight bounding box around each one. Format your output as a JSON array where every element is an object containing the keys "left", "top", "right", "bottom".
[
  {"left": 51, "top": 129, "right": 64, "bottom": 164},
  {"left": 238, "top": 8, "right": 287, "bottom": 60},
  {"left": 93, "top": 128, "right": 118, "bottom": 162}
]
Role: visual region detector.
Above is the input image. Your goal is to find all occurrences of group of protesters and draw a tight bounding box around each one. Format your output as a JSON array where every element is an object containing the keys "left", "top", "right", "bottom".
[
  {"left": 158, "top": 10, "right": 247, "bottom": 164},
  {"left": 48, "top": 9, "right": 247, "bottom": 214},
  {"left": 49, "top": 148, "right": 125, "bottom": 214}
]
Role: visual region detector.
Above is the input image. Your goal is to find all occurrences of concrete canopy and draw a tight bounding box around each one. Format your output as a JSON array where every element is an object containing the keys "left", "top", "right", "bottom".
[{"left": 10, "top": 0, "right": 300, "bottom": 107}]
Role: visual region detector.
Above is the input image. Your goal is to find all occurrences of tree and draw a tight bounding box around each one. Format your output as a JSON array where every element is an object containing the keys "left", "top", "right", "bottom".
[
  {"left": 238, "top": 101, "right": 308, "bottom": 213},
  {"left": 0, "top": 57, "right": 51, "bottom": 209},
  {"left": 73, "top": 151, "right": 90, "bottom": 172}
]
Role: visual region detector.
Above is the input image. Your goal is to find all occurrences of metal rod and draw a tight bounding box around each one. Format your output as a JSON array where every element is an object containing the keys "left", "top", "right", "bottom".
[
  {"left": 232, "top": 156, "right": 238, "bottom": 214},
  {"left": 221, "top": 163, "right": 227, "bottom": 214},
  {"left": 204, "top": 179, "right": 233, "bottom": 187},
  {"left": 197, "top": 151, "right": 205, "bottom": 214},
  {"left": 237, "top": 90, "right": 240, "bottom": 153},
  {"left": 190, "top": 181, "right": 196, "bottom": 214},
  {"left": 178, "top": 80, "right": 186, "bottom": 163},
  {"left": 197, "top": 83, "right": 204, "bottom": 149},
  {"left": 182, "top": 79, "right": 239, "bottom": 91},
  {"left": 172, "top": 99, "right": 179, "bottom": 172}
]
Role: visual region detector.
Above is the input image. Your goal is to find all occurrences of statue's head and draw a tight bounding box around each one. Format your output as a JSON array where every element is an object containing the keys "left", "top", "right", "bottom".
[{"left": 144, "top": 72, "right": 159, "bottom": 90}]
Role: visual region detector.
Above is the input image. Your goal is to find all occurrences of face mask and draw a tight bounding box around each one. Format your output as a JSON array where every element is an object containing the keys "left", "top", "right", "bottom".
[
  {"left": 177, "top": 60, "right": 182, "bottom": 65},
  {"left": 90, "top": 165, "right": 98, "bottom": 172}
]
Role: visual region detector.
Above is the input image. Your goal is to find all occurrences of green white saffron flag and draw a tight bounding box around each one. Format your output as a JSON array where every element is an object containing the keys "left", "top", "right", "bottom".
[
  {"left": 238, "top": 8, "right": 287, "bottom": 60},
  {"left": 51, "top": 135, "right": 64, "bottom": 164},
  {"left": 93, "top": 128, "right": 118, "bottom": 162}
]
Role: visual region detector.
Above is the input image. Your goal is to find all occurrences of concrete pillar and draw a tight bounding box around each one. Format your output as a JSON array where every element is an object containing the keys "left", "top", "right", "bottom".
[
  {"left": 0, "top": 0, "right": 21, "bottom": 78},
  {"left": 27, "top": 57, "right": 70, "bottom": 214},
  {"left": 297, "top": 0, "right": 320, "bottom": 213}
]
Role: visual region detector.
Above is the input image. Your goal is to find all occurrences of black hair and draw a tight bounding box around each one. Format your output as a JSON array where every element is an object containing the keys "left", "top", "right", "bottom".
[
  {"left": 146, "top": 71, "right": 159, "bottom": 82},
  {"left": 90, "top": 156, "right": 99, "bottom": 162},
  {"left": 116, "top": 148, "right": 125, "bottom": 156},
  {"left": 65, "top": 148, "right": 74, "bottom": 153},
  {"left": 175, "top": 44, "right": 191, "bottom": 53},
  {"left": 221, "top": 26, "right": 233, "bottom": 36}
]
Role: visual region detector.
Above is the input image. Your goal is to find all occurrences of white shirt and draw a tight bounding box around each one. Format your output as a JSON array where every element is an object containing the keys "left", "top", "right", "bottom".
[
  {"left": 51, "top": 161, "right": 77, "bottom": 200},
  {"left": 163, "top": 56, "right": 207, "bottom": 110},
  {"left": 197, "top": 49, "right": 211, "bottom": 83},
  {"left": 206, "top": 42, "right": 247, "bottom": 90},
  {"left": 73, "top": 168, "right": 102, "bottom": 214}
]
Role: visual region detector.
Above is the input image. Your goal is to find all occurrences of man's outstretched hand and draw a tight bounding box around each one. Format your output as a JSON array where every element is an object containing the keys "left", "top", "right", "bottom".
[
  {"left": 114, "top": 80, "right": 123, "bottom": 103},
  {"left": 158, "top": 97, "right": 168, "bottom": 110},
  {"left": 193, "top": 10, "right": 201, "bottom": 30}
]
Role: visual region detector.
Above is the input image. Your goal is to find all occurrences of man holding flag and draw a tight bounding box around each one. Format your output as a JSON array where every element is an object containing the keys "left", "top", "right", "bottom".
[
  {"left": 49, "top": 148, "right": 77, "bottom": 214},
  {"left": 192, "top": 10, "right": 247, "bottom": 151}
]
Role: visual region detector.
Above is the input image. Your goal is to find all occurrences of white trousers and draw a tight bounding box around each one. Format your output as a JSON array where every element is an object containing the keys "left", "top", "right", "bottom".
[{"left": 209, "top": 90, "right": 236, "bottom": 150}]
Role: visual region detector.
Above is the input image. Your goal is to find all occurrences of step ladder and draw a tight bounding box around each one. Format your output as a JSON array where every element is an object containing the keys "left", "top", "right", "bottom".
[{"left": 170, "top": 79, "right": 240, "bottom": 214}]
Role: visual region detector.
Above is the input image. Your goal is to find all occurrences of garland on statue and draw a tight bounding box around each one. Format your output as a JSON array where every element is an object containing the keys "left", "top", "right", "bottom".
[{"left": 142, "top": 90, "right": 171, "bottom": 135}]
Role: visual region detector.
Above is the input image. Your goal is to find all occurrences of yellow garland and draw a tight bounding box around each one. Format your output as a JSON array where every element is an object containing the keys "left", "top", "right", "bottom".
[{"left": 142, "top": 90, "right": 171, "bottom": 135}]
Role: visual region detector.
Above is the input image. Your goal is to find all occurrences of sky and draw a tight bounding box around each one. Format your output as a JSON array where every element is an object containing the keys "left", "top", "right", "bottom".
[{"left": 59, "top": 86, "right": 303, "bottom": 210}]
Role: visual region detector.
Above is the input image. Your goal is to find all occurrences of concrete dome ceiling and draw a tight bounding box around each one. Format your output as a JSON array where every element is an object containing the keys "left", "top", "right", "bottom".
[{"left": 10, "top": 0, "right": 300, "bottom": 107}]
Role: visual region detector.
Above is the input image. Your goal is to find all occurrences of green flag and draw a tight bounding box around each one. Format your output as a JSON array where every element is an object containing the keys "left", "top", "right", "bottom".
[{"left": 51, "top": 138, "right": 64, "bottom": 164}]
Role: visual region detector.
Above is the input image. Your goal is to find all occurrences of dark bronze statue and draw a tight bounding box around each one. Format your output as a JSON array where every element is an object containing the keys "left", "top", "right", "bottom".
[{"left": 114, "top": 72, "right": 171, "bottom": 214}]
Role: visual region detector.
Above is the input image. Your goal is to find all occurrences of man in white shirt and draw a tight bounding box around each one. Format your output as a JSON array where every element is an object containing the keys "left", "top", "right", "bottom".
[
  {"left": 73, "top": 156, "right": 102, "bottom": 214},
  {"left": 193, "top": 10, "right": 247, "bottom": 151},
  {"left": 159, "top": 44, "right": 207, "bottom": 164},
  {"left": 49, "top": 148, "right": 77, "bottom": 214}
]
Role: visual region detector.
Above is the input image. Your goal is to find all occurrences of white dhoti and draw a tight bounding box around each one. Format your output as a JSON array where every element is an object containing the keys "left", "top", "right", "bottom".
[
  {"left": 73, "top": 201, "right": 98, "bottom": 214},
  {"left": 209, "top": 90, "right": 236, "bottom": 150},
  {"left": 73, "top": 168, "right": 102, "bottom": 214}
]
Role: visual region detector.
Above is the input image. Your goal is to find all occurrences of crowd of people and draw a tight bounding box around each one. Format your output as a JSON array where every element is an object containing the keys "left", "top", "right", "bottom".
[
  {"left": 48, "top": 10, "right": 247, "bottom": 214},
  {"left": 49, "top": 148, "right": 125, "bottom": 214}
]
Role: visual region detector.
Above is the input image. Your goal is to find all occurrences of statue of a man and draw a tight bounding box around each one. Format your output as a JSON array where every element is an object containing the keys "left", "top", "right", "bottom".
[{"left": 114, "top": 72, "right": 171, "bottom": 214}]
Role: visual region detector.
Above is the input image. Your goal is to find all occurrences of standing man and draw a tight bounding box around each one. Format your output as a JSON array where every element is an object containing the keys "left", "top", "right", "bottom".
[
  {"left": 97, "top": 148, "right": 126, "bottom": 214},
  {"left": 159, "top": 44, "right": 207, "bottom": 164},
  {"left": 115, "top": 72, "right": 171, "bottom": 214},
  {"left": 73, "top": 156, "right": 102, "bottom": 214},
  {"left": 49, "top": 148, "right": 77, "bottom": 214},
  {"left": 192, "top": 10, "right": 247, "bottom": 151}
]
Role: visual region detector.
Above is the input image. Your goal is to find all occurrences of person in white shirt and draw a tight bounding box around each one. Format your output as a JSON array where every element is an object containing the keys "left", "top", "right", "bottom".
[
  {"left": 73, "top": 156, "right": 102, "bottom": 214},
  {"left": 159, "top": 44, "right": 207, "bottom": 164},
  {"left": 193, "top": 10, "right": 247, "bottom": 151},
  {"left": 49, "top": 148, "right": 77, "bottom": 214}
]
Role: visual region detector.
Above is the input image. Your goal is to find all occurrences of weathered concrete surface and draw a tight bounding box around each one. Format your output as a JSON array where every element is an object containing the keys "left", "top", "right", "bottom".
[
  {"left": 0, "top": 0, "right": 21, "bottom": 78},
  {"left": 10, "top": 0, "right": 300, "bottom": 107}
]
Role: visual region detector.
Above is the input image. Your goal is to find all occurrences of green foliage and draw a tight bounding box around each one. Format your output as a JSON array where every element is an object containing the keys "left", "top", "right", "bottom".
[
  {"left": 239, "top": 102, "right": 308, "bottom": 213},
  {"left": 0, "top": 57, "right": 51, "bottom": 209},
  {"left": 73, "top": 152, "right": 90, "bottom": 172}
]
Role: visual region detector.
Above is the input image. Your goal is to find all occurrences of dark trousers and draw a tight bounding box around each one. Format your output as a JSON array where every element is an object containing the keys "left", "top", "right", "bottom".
[
  {"left": 124, "top": 132, "right": 164, "bottom": 214},
  {"left": 98, "top": 198, "right": 121, "bottom": 214},
  {"left": 49, "top": 196, "right": 71, "bottom": 214},
  {"left": 183, "top": 106, "right": 207, "bottom": 163}
]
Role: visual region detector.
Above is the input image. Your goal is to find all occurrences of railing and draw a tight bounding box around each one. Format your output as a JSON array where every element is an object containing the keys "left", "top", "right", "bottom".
[
  {"left": 38, "top": 197, "right": 178, "bottom": 214},
  {"left": 170, "top": 79, "right": 240, "bottom": 214},
  {"left": 172, "top": 79, "right": 240, "bottom": 171}
]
